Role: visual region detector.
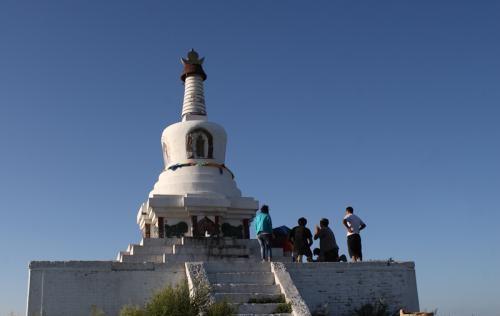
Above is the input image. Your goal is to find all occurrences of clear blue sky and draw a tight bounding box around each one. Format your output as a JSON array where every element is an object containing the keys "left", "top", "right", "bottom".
[{"left": 1, "top": 1, "right": 499, "bottom": 315}]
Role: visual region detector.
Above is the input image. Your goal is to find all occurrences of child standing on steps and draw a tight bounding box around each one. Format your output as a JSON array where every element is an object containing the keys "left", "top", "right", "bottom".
[{"left": 254, "top": 205, "right": 273, "bottom": 262}]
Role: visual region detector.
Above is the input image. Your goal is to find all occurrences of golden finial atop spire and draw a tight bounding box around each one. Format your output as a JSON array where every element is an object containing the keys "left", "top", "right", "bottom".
[
  {"left": 180, "top": 49, "right": 207, "bottom": 82},
  {"left": 181, "top": 49, "right": 205, "bottom": 65}
]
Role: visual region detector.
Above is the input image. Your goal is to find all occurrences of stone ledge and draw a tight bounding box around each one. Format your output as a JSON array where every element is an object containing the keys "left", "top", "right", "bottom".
[
  {"left": 284, "top": 261, "right": 415, "bottom": 270},
  {"left": 271, "top": 262, "right": 311, "bottom": 316},
  {"left": 185, "top": 261, "right": 214, "bottom": 306},
  {"left": 29, "top": 260, "right": 184, "bottom": 271}
]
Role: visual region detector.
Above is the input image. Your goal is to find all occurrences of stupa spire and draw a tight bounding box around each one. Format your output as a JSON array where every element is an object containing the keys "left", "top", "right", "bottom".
[{"left": 181, "top": 49, "right": 207, "bottom": 121}]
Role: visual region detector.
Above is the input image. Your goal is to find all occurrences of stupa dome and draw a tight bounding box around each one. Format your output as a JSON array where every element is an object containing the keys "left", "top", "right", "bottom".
[{"left": 149, "top": 120, "right": 242, "bottom": 198}]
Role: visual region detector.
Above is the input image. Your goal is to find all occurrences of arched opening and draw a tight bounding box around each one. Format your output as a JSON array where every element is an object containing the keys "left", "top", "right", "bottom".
[{"left": 186, "top": 128, "right": 213, "bottom": 159}]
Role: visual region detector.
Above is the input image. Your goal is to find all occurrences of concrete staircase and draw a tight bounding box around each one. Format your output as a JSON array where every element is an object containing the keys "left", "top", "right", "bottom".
[
  {"left": 117, "top": 237, "right": 291, "bottom": 316},
  {"left": 116, "top": 237, "right": 264, "bottom": 263},
  {"left": 117, "top": 237, "right": 295, "bottom": 315},
  {"left": 205, "top": 262, "right": 292, "bottom": 316}
]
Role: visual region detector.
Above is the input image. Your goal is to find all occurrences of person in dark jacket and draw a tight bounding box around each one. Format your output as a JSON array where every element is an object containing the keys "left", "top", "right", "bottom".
[
  {"left": 314, "top": 218, "right": 339, "bottom": 262},
  {"left": 253, "top": 205, "right": 273, "bottom": 262},
  {"left": 288, "top": 217, "right": 313, "bottom": 262}
]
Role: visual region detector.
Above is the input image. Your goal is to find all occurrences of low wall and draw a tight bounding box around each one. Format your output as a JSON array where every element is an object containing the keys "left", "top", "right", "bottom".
[
  {"left": 27, "top": 261, "right": 185, "bottom": 316},
  {"left": 285, "top": 261, "right": 419, "bottom": 316}
]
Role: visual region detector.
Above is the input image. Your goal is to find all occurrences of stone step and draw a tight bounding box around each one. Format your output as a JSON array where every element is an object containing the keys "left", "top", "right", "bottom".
[
  {"left": 116, "top": 251, "right": 129, "bottom": 261},
  {"left": 247, "top": 248, "right": 286, "bottom": 260},
  {"left": 212, "top": 283, "right": 281, "bottom": 295},
  {"left": 173, "top": 245, "right": 250, "bottom": 256},
  {"left": 182, "top": 237, "right": 235, "bottom": 246},
  {"left": 175, "top": 244, "right": 248, "bottom": 250},
  {"left": 130, "top": 245, "right": 174, "bottom": 255},
  {"left": 214, "top": 293, "right": 283, "bottom": 304},
  {"left": 120, "top": 254, "right": 164, "bottom": 263},
  {"left": 165, "top": 254, "right": 253, "bottom": 263},
  {"left": 181, "top": 237, "right": 260, "bottom": 248},
  {"left": 237, "top": 314, "right": 291, "bottom": 316},
  {"left": 232, "top": 303, "right": 283, "bottom": 314},
  {"left": 234, "top": 239, "right": 259, "bottom": 247},
  {"left": 204, "top": 262, "right": 271, "bottom": 273},
  {"left": 126, "top": 244, "right": 136, "bottom": 253},
  {"left": 284, "top": 262, "right": 351, "bottom": 271},
  {"left": 208, "top": 272, "right": 275, "bottom": 284},
  {"left": 140, "top": 238, "right": 182, "bottom": 247}
]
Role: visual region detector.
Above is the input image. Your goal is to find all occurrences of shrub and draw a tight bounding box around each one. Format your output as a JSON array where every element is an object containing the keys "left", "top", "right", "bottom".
[
  {"left": 119, "top": 281, "right": 232, "bottom": 316},
  {"left": 120, "top": 305, "right": 146, "bottom": 316},
  {"left": 145, "top": 282, "right": 198, "bottom": 316},
  {"left": 274, "top": 302, "right": 292, "bottom": 313},
  {"left": 351, "top": 301, "right": 394, "bottom": 316},
  {"left": 90, "top": 305, "right": 107, "bottom": 316},
  {"left": 248, "top": 294, "right": 286, "bottom": 304},
  {"left": 206, "top": 301, "right": 235, "bottom": 316}
]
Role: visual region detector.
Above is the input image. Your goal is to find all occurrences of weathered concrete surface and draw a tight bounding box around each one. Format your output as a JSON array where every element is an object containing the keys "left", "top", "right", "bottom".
[
  {"left": 185, "top": 261, "right": 214, "bottom": 307},
  {"left": 26, "top": 253, "right": 419, "bottom": 316},
  {"left": 205, "top": 261, "right": 292, "bottom": 316},
  {"left": 27, "top": 261, "right": 185, "bottom": 316},
  {"left": 271, "top": 262, "right": 311, "bottom": 316},
  {"left": 285, "top": 261, "right": 419, "bottom": 316}
]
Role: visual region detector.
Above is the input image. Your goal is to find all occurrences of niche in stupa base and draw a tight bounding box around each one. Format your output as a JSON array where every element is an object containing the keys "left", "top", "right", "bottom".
[
  {"left": 156, "top": 217, "right": 190, "bottom": 238},
  {"left": 165, "top": 222, "right": 188, "bottom": 238},
  {"left": 189, "top": 216, "right": 248, "bottom": 238},
  {"left": 191, "top": 215, "right": 219, "bottom": 237},
  {"left": 186, "top": 128, "right": 213, "bottom": 159},
  {"left": 221, "top": 222, "right": 244, "bottom": 238}
]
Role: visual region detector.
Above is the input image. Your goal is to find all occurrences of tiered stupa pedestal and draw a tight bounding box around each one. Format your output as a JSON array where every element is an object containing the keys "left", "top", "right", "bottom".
[{"left": 137, "top": 49, "right": 258, "bottom": 241}]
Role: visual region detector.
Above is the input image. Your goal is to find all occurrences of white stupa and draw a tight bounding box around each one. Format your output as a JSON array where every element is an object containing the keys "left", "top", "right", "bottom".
[
  {"left": 26, "top": 50, "right": 420, "bottom": 316},
  {"left": 137, "top": 49, "right": 258, "bottom": 240}
]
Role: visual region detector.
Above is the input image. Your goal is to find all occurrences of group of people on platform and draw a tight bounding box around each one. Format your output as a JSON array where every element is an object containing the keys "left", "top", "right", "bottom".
[{"left": 253, "top": 205, "right": 366, "bottom": 263}]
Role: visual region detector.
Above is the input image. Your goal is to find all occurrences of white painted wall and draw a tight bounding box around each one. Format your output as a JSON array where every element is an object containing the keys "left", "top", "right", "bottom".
[
  {"left": 27, "top": 261, "right": 185, "bottom": 316},
  {"left": 161, "top": 120, "right": 227, "bottom": 166},
  {"left": 285, "top": 261, "right": 419, "bottom": 316},
  {"left": 26, "top": 260, "right": 419, "bottom": 316}
]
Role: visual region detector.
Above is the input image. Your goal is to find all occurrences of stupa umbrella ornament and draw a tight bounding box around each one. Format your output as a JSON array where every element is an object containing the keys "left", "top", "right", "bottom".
[{"left": 181, "top": 49, "right": 208, "bottom": 121}]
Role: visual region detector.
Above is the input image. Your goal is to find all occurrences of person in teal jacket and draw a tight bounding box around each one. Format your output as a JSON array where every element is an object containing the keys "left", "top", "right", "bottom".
[{"left": 254, "top": 204, "right": 273, "bottom": 261}]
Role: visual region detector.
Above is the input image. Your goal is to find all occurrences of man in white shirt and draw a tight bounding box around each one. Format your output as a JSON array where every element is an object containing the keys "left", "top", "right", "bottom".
[{"left": 342, "top": 206, "right": 366, "bottom": 262}]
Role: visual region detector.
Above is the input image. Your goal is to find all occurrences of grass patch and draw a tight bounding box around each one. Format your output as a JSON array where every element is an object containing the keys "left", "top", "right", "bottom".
[
  {"left": 206, "top": 301, "right": 235, "bottom": 316},
  {"left": 351, "top": 301, "right": 393, "bottom": 316},
  {"left": 119, "top": 281, "right": 233, "bottom": 316},
  {"left": 273, "top": 302, "right": 292, "bottom": 313},
  {"left": 248, "top": 294, "right": 286, "bottom": 304},
  {"left": 120, "top": 306, "right": 146, "bottom": 316}
]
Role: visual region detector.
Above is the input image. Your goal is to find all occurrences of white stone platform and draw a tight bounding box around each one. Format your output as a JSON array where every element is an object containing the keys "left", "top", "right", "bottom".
[
  {"left": 27, "top": 238, "right": 419, "bottom": 316},
  {"left": 284, "top": 261, "right": 419, "bottom": 315},
  {"left": 27, "top": 261, "right": 185, "bottom": 316}
]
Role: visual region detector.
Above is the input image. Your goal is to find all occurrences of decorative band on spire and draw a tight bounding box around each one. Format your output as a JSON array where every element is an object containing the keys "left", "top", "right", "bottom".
[
  {"left": 181, "top": 49, "right": 208, "bottom": 120},
  {"left": 181, "top": 49, "right": 207, "bottom": 82}
]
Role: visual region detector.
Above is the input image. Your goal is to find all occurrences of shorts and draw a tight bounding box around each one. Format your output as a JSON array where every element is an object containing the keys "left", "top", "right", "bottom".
[
  {"left": 294, "top": 247, "right": 312, "bottom": 258},
  {"left": 323, "top": 248, "right": 339, "bottom": 262},
  {"left": 347, "top": 234, "right": 362, "bottom": 259}
]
